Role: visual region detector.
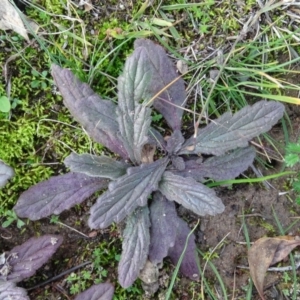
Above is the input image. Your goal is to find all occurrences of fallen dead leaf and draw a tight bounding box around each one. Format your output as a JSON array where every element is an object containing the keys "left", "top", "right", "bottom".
[
  {"left": 0, "top": 0, "right": 29, "bottom": 41},
  {"left": 248, "top": 236, "right": 300, "bottom": 300},
  {"left": 141, "top": 144, "right": 156, "bottom": 163}
]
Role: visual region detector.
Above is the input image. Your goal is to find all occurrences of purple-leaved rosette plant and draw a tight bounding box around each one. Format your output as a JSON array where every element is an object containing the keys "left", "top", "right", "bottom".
[
  {"left": 0, "top": 234, "right": 114, "bottom": 299},
  {"left": 0, "top": 235, "right": 63, "bottom": 299},
  {"left": 13, "top": 39, "right": 285, "bottom": 288}
]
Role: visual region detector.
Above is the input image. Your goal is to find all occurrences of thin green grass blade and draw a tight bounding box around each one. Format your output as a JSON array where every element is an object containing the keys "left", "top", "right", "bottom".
[
  {"left": 197, "top": 249, "right": 228, "bottom": 300},
  {"left": 281, "top": 114, "right": 290, "bottom": 147},
  {"left": 206, "top": 171, "right": 295, "bottom": 188},
  {"left": 239, "top": 91, "right": 300, "bottom": 105},
  {"left": 283, "top": 219, "right": 300, "bottom": 234},
  {"left": 160, "top": 3, "right": 208, "bottom": 10},
  {"left": 197, "top": 263, "right": 216, "bottom": 300},
  {"left": 242, "top": 215, "right": 254, "bottom": 299},
  {"left": 159, "top": 10, "right": 181, "bottom": 41},
  {"left": 165, "top": 221, "right": 199, "bottom": 300}
]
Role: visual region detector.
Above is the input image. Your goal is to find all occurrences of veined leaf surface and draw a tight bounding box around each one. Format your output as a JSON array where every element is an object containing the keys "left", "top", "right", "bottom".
[
  {"left": 159, "top": 172, "right": 224, "bottom": 216},
  {"left": 166, "top": 130, "right": 184, "bottom": 154},
  {"left": 89, "top": 157, "right": 169, "bottom": 229},
  {"left": 64, "top": 153, "right": 128, "bottom": 180},
  {"left": 134, "top": 39, "right": 187, "bottom": 131},
  {"left": 168, "top": 218, "right": 200, "bottom": 280},
  {"left": 149, "top": 192, "right": 178, "bottom": 264},
  {"left": 180, "top": 101, "right": 284, "bottom": 156},
  {"left": 118, "top": 207, "right": 150, "bottom": 288},
  {"left": 0, "top": 235, "right": 63, "bottom": 283},
  {"left": 0, "top": 282, "right": 29, "bottom": 300},
  {"left": 14, "top": 173, "right": 108, "bottom": 220},
  {"left": 117, "top": 104, "right": 152, "bottom": 164},
  {"left": 172, "top": 146, "right": 256, "bottom": 182},
  {"left": 51, "top": 65, "right": 128, "bottom": 158},
  {"left": 117, "top": 46, "right": 153, "bottom": 164}
]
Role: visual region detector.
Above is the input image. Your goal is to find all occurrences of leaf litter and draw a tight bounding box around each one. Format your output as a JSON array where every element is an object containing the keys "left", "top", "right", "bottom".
[
  {"left": 248, "top": 236, "right": 300, "bottom": 300},
  {"left": 0, "top": 0, "right": 29, "bottom": 41}
]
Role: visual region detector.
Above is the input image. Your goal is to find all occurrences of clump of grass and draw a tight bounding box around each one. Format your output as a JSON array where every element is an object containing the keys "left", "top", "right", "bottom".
[{"left": 285, "top": 137, "right": 300, "bottom": 205}]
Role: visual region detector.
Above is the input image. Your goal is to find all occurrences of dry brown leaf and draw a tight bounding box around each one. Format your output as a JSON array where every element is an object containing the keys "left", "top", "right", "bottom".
[
  {"left": 141, "top": 144, "right": 156, "bottom": 163},
  {"left": 0, "top": 0, "right": 29, "bottom": 41},
  {"left": 248, "top": 236, "right": 300, "bottom": 300}
]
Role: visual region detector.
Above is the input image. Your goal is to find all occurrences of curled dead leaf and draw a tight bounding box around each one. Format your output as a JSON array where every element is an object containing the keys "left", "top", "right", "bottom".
[
  {"left": 248, "top": 236, "right": 300, "bottom": 300},
  {"left": 141, "top": 144, "right": 156, "bottom": 163},
  {"left": 0, "top": 0, "right": 29, "bottom": 41}
]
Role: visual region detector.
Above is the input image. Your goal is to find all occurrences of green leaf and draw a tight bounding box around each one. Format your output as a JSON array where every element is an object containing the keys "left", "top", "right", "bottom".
[
  {"left": 293, "top": 180, "right": 300, "bottom": 193},
  {"left": 286, "top": 142, "right": 300, "bottom": 154},
  {"left": 0, "top": 96, "right": 11, "bottom": 112},
  {"left": 285, "top": 153, "right": 299, "bottom": 167},
  {"left": 30, "top": 81, "right": 40, "bottom": 88},
  {"left": 2, "top": 219, "right": 13, "bottom": 228}
]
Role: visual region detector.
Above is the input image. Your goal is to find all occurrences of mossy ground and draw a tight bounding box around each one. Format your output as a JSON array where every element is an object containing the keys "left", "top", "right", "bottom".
[{"left": 1, "top": 0, "right": 300, "bottom": 299}]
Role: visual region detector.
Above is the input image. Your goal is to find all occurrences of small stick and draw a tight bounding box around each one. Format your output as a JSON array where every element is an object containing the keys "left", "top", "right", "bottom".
[
  {"left": 236, "top": 260, "right": 300, "bottom": 272},
  {"left": 47, "top": 217, "right": 89, "bottom": 239},
  {"left": 26, "top": 261, "right": 92, "bottom": 291}
]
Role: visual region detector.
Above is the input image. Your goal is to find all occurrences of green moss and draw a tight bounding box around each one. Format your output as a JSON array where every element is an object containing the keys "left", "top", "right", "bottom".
[
  {"left": 259, "top": 220, "right": 276, "bottom": 235},
  {"left": 0, "top": 0, "right": 136, "bottom": 214}
]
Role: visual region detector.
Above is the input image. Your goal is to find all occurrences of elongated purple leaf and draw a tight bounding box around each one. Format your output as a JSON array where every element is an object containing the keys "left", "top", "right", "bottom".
[
  {"left": 14, "top": 173, "right": 108, "bottom": 220},
  {"left": 74, "top": 283, "right": 114, "bottom": 300},
  {"left": 0, "top": 160, "right": 14, "bottom": 188},
  {"left": 117, "top": 104, "right": 152, "bottom": 164},
  {"left": 51, "top": 65, "right": 128, "bottom": 158},
  {"left": 148, "top": 127, "right": 166, "bottom": 151},
  {"left": 89, "top": 157, "right": 169, "bottom": 229},
  {"left": 118, "top": 207, "right": 150, "bottom": 288},
  {"left": 168, "top": 218, "right": 200, "bottom": 280},
  {"left": 117, "top": 46, "right": 153, "bottom": 163},
  {"left": 180, "top": 101, "right": 284, "bottom": 156},
  {"left": 0, "top": 282, "right": 29, "bottom": 300},
  {"left": 159, "top": 172, "right": 224, "bottom": 216},
  {"left": 172, "top": 146, "right": 256, "bottom": 182},
  {"left": 149, "top": 192, "right": 178, "bottom": 264},
  {"left": 134, "top": 39, "right": 187, "bottom": 131},
  {"left": 64, "top": 153, "right": 128, "bottom": 180},
  {"left": 171, "top": 156, "right": 185, "bottom": 171},
  {"left": 0, "top": 235, "right": 63, "bottom": 283},
  {"left": 166, "top": 130, "right": 184, "bottom": 154},
  {"left": 118, "top": 46, "right": 152, "bottom": 115}
]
